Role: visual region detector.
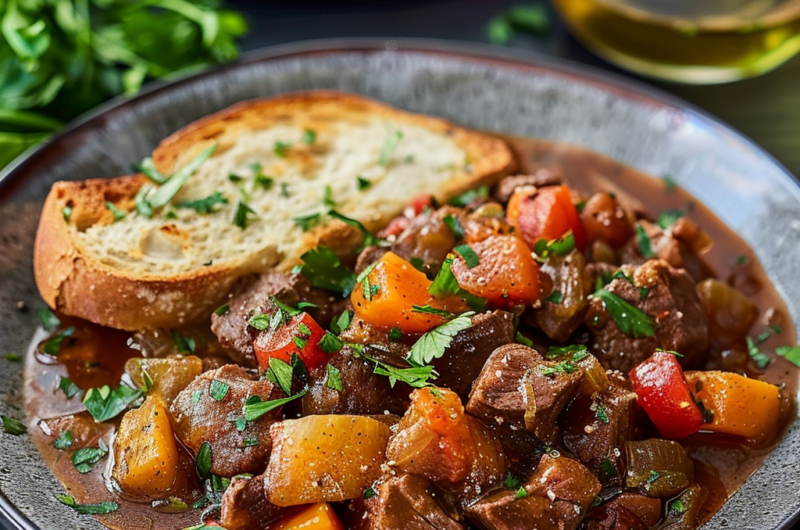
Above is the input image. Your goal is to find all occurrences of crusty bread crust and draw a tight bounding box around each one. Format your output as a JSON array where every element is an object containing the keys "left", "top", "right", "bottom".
[{"left": 34, "top": 91, "right": 516, "bottom": 331}]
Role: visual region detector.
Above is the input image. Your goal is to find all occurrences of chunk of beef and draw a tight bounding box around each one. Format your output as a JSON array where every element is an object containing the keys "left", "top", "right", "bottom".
[
  {"left": 581, "top": 502, "right": 648, "bottom": 530},
  {"left": 467, "top": 344, "right": 584, "bottom": 445},
  {"left": 614, "top": 493, "right": 662, "bottom": 527},
  {"left": 620, "top": 219, "right": 711, "bottom": 282},
  {"left": 391, "top": 208, "right": 458, "bottom": 276},
  {"left": 352, "top": 474, "right": 464, "bottom": 530},
  {"left": 301, "top": 346, "right": 410, "bottom": 415},
  {"left": 536, "top": 250, "right": 589, "bottom": 342},
  {"left": 170, "top": 365, "right": 282, "bottom": 476},
  {"left": 220, "top": 473, "right": 284, "bottom": 530},
  {"left": 493, "top": 169, "right": 563, "bottom": 204},
  {"left": 211, "top": 272, "right": 341, "bottom": 367},
  {"left": 356, "top": 245, "right": 390, "bottom": 274},
  {"left": 466, "top": 454, "right": 601, "bottom": 530},
  {"left": 559, "top": 385, "right": 637, "bottom": 487},
  {"left": 434, "top": 311, "right": 515, "bottom": 399},
  {"left": 587, "top": 259, "right": 708, "bottom": 371}
]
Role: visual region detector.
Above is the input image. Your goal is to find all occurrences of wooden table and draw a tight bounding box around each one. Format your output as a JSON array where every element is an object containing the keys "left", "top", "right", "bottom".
[{"left": 229, "top": 0, "right": 800, "bottom": 178}]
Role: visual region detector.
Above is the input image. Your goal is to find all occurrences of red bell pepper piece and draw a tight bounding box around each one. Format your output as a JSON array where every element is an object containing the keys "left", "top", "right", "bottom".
[
  {"left": 507, "top": 184, "right": 587, "bottom": 251},
  {"left": 628, "top": 351, "right": 703, "bottom": 439},
  {"left": 254, "top": 312, "right": 327, "bottom": 371}
]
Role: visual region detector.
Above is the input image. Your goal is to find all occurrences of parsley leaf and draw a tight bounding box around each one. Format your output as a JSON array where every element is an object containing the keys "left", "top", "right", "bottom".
[
  {"left": 145, "top": 142, "right": 217, "bottom": 211},
  {"left": 330, "top": 310, "right": 353, "bottom": 335},
  {"left": 53, "top": 430, "right": 74, "bottom": 450},
  {"left": 595, "top": 405, "right": 610, "bottom": 424},
  {"left": 546, "top": 344, "right": 588, "bottom": 360},
  {"left": 443, "top": 214, "right": 465, "bottom": 240},
  {"left": 105, "top": 202, "right": 126, "bottom": 221},
  {"left": 264, "top": 358, "right": 293, "bottom": 395},
  {"left": 533, "top": 232, "right": 575, "bottom": 260},
  {"left": 515, "top": 331, "right": 533, "bottom": 347},
  {"left": 357, "top": 176, "right": 372, "bottom": 190},
  {"left": 56, "top": 495, "right": 118, "bottom": 515},
  {"left": 514, "top": 486, "right": 528, "bottom": 500},
  {"left": 449, "top": 185, "right": 489, "bottom": 207},
  {"left": 408, "top": 312, "right": 475, "bottom": 366},
  {"left": 214, "top": 304, "right": 230, "bottom": 316},
  {"left": 544, "top": 289, "right": 563, "bottom": 304},
  {"left": 244, "top": 391, "right": 307, "bottom": 421},
  {"left": 298, "top": 245, "right": 357, "bottom": 295},
  {"left": 208, "top": 379, "right": 230, "bottom": 402},
  {"left": 171, "top": 330, "right": 196, "bottom": 354},
  {"left": 59, "top": 376, "right": 81, "bottom": 399},
  {"left": 657, "top": 209, "right": 683, "bottom": 229},
  {"left": 233, "top": 201, "right": 256, "bottom": 229},
  {"left": 635, "top": 223, "right": 655, "bottom": 258},
  {"left": 196, "top": 442, "right": 212, "bottom": 479},
  {"left": 411, "top": 305, "right": 454, "bottom": 318},
  {"left": 776, "top": 345, "right": 800, "bottom": 368},
  {"left": 37, "top": 308, "right": 60, "bottom": 331},
  {"left": 293, "top": 212, "right": 322, "bottom": 231},
  {"left": 663, "top": 176, "right": 678, "bottom": 190},
  {"left": 176, "top": 191, "right": 228, "bottom": 214},
  {"left": 454, "top": 244, "right": 480, "bottom": 268},
  {"left": 328, "top": 210, "right": 386, "bottom": 249},
  {"left": 303, "top": 129, "right": 317, "bottom": 145},
  {"left": 504, "top": 473, "right": 521, "bottom": 489},
  {"left": 378, "top": 130, "right": 403, "bottom": 167},
  {"left": 319, "top": 332, "right": 343, "bottom": 354},
  {"left": 360, "top": 351, "right": 437, "bottom": 389},
  {"left": 592, "top": 289, "right": 655, "bottom": 338},
  {"left": 746, "top": 337, "right": 771, "bottom": 369},
  {"left": 428, "top": 255, "right": 486, "bottom": 311},
  {"left": 82, "top": 384, "right": 143, "bottom": 422},
  {"left": 389, "top": 327, "right": 403, "bottom": 342},
  {"left": 40, "top": 327, "right": 75, "bottom": 356},
  {"left": 323, "top": 185, "right": 336, "bottom": 208},
  {"left": 326, "top": 364, "right": 343, "bottom": 392},
  {"left": 274, "top": 140, "right": 291, "bottom": 158},
  {"left": 72, "top": 443, "right": 108, "bottom": 474},
  {"left": 1, "top": 415, "right": 26, "bottom": 435}
]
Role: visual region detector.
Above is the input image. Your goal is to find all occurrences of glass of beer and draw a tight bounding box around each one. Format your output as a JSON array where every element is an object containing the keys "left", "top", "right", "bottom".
[{"left": 551, "top": 0, "right": 800, "bottom": 83}]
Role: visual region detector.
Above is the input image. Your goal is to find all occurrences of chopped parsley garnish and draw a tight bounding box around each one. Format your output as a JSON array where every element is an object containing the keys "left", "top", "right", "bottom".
[
  {"left": 533, "top": 232, "right": 575, "bottom": 260},
  {"left": 134, "top": 184, "right": 154, "bottom": 217},
  {"left": 514, "top": 486, "right": 528, "bottom": 500},
  {"left": 663, "top": 175, "right": 678, "bottom": 190},
  {"left": 83, "top": 384, "right": 143, "bottom": 422},
  {"left": 255, "top": 173, "right": 274, "bottom": 191},
  {"left": 228, "top": 173, "right": 244, "bottom": 183},
  {"left": 326, "top": 364, "right": 343, "bottom": 391},
  {"left": 358, "top": 261, "right": 380, "bottom": 302},
  {"left": 503, "top": 473, "right": 521, "bottom": 490},
  {"left": 37, "top": 308, "right": 60, "bottom": 331},
  {"left": 248, "top": 312, "right": 271, "bottom": 331},
  {"left": 408, "top": 312, "right": 474, "bottom": 366},
  {"left": 595, "top": 405, "right": 609, "bottom": 424},
  {"left": 105, "top": 202, "right": 126, "bottom": 221},
  {"left": 737, "top": 254, "right": 750, "bottom": 265},
  {"left": 449, "top": 185, "right": 489, "bottom": 207},
  {"left": 544, "top": 289, "right": 563, "bottom": 304},
  {"left": 135, "top": 157, "right": 167, "bottom": 184},
  {"left": 292, "top": 336, "right": 308, "bottom": 350},
  {"left": 359, "top": 350, "right": 436, "bottom": 389},
  {"left": 409, "top": 257, "right": 425, "bottom": 271},
  {"left": 319, "top": 332, "right": 343, "bottom": 354},
  {"left": 144, "top": 142, "right": 217, "bottom": 213},
  {"left": 53, "top": 430, "right": 74, "bottom": 450},
  {"left": 303, "top": 129, "right": 317, "bottom": 145},
  {"left": 280, "top": 182, "right": 291, "bottom": 198},
  {"left": 40, "top": 326, "right": 75, "bottom": 356},
  {"left": 330, "top": 310, "right": 352, "bottom": 335},
  {"left": 72, "top": 442, "right": 108, "bottom": 474},
  {"left": 600, "top": 458, "right": 618, "bottom": 478},
  {"left": 214, "top": 304, "right": 230, "bottom": 316},
  {"left": 411, "top": 305, "right": 454, "bottom": 318},
  {"left": 546, "top": 344, "right": 588, "bottom": 360},
  {"left": 656, "top": 348, "right": 684, "bottom": 358},
  {"left": 323, "top": 185, "right": 336, "bottom": 208},
  {"left": 428, "top": 255, "right": 486, "bottom": 311},
  {"left": 635, "top": 223, "right": 655, "bottom": 258},
  {"left": 176, "top": 191, "right": 228, "bottom": 214},
  {"left": 265, "top": 358, "right": 294, "bottom": 395},
  {"left": 172, "top": 330, "right": 196, "bottom": 354},
  {"left": 1, "top": 415, "right": 26, "bottom": 435},
  {"left": 294, "top": 213, "right": 322, "bottom": 231},
  {"left": 196, "top": 441, "right": 212, "bottom": 479},
  {"left": 378, "top": 130, "right": 403, "bottom": 167},
  {"left": 454, "top": 244, "right": 480, "bottom": 269},
  {"left": 274, "top": 140, "right": 291, "bottom": 158},
  {"left": 363, "top": 487, "right": 377, "bottom": 499},
  {"left": 209, "top": 379, "right": 230, "bottom": 401},
  {"left": 4, "top": 353, "right": 20, "bottom": 361},
  {"left": 540, "top": 359, "right": 581, "bottom": 376},
  {"left": 389, "top": 327, "right": 403, "bottom": 342},
  {"left": 328, "top": 210, "right": 386, "bottom": 249},
  {"left": 298, "top": 245, "right": 357, "bottom": 295},
  {"left": 515, "top": 332, "right": 533, "bottom": 347},
  {"left": 746, "top": 337, "right": 771, "bottom": 370},
  {"left": 297, "top": 322, "right": 312, "bottom": 336},
  {"left": 776, "top": 346, "right": 800, "bottom": 368},
  {"left": 62, "top": 205, "right": 72, "bottom": 221},
  {"left": 59, "top": 376, "right": 81, "bottom": 399},
  {"left": 646, "top": 470, "right": 661, "bottom": 484},
  {"left": 244, "top": 391, "right": 307, "bottom": 421},
  {"left": 443, "top": 214, "right": 465, "bottom": 240},
  {"left": 56, "top": 495, "right": 118, "bottom": 515},
  {"left": 657, "top": 209, "right": 683, "bottom": 229},
  {"left": 592, "top": 288, "right": 655, "bottom": 338},
  {"left": 357, "top": 176, "right": 372, "bottom": 191},
  {"left": 233, "top": 201, "right": 256, "bottom": 229}
]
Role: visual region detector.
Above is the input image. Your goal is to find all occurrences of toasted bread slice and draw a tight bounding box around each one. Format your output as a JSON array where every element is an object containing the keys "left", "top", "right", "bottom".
[{"left": 34, "top": 91, "right": 516, "bottom": 331}]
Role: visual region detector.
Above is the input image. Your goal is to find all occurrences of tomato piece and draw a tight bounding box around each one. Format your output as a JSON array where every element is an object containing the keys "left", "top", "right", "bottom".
[
  {"left": 254, "top": 312, "right": 327, "bottom": 371},
  {"left": 451, "top": 235, "right": 541, "bottom": 307},
  {"left": 685, "top": 371, "right": 780, "bottom": 444},
  {"left": 351, "top": 252, "right": 467, "bottom": 334},
  {"left": 628, "top": 351, "right": 703, "bottom": 439},
  {"left": 407, "top": 194, "right": 435, "bottom": 216},
  {"left": 379, "top": 215, "right": 410, "bottom": 238},
  {"left": 507, "top": 185, "right": 587, "bottom": 251},
  {"left": 273, "top": 502, "right": 344, "bottom": 530}
]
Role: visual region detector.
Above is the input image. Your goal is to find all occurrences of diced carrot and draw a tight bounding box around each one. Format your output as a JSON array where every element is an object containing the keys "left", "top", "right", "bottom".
[
  {"left": 273, "top": 503, "right": 345, "bottom": 530},
  {"left": 254, "top": 312, "right": 327, "bottom": 371},
  {"left": 351, "top": 252, "right": 467, "bottom": 333},
  {"left": 685, "top": 371, "right": 780, "bottom": 444},
  {"left": 451, "top": 235, "right": 542, "bottom": 307},
  {"left": 507, "top": 185, "right": 587, "bottom": 251},
  {"left": 413, "top": 387, "right": 465, "bottom": 435}
]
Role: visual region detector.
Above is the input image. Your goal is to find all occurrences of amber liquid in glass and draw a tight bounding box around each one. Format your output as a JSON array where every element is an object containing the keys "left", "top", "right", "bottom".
[{"left": 552, "top": 0, "right": 800, "bottom": 83}]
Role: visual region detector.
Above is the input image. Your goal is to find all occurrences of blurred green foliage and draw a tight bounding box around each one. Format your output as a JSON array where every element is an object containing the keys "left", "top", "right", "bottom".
[{"left": 0, "top": 0, "right": 248, "bottom": 169}]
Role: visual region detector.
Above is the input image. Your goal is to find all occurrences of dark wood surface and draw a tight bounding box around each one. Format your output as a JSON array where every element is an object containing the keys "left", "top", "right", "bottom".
[{"left": 228, "top": 0, "right": 800, "bottom": 178}]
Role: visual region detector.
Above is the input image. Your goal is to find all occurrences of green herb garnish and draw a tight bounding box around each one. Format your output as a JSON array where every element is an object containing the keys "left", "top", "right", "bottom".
[
  {"left": 592, "top": 289, "right": 655, "bottom": 338},
  {"left": 72, "top": 443, "right": 108, "bottom": 474},
  {"left": 330, "top": 310, "right": 352, "bottom": 335},
  {"left": 454, "top": 244, "right": 480, "bottom": 269},
  {"left": 298, "top": 245, "right": 357, "bottom": 296},
  {"left": 408, "top": 312, "right": 474, "bottom": 366},
  {"left": 82, "top": 384, "right": 143, "bottom": 422},
  {"left": 663, "top": 176, "right": 678, "bottom": 190},
  {"left": 171, "top": 330, "right": 196, "bottom": 354},
  {"left": 544, "top": 289, "right": 563, "bottom": 304},
  {"left": 244, "top": 391, "right": 307, "bottom": 421},
  {"left": 449, "top": 185, "right": 489, "bottom": 207},
  {"left": 196, "top": 442, "right": 212, "bottom": 479},
  {"left": 1, "top": 415, "right": 26, "bottom": 435},
  {"left": 214, "top": 304, "right": 230, "bottom": 316},
  {"left": 427, "top": 255, "right": 486, "bottom": 312},
  {"left": 378, "top": 130, "right": 403, "bottom": 167},
  {"left": 776, "top": 345, "right": 800, "bottom": 367},
  {"left": 595, "top": 405, "right": 609, "bottom": 424},
  {"left": 389, "top": 327, "right": 403, "bottom": 342},
  {"left": 265, "top": 358, "right": 294, "bottom": 395},
  {"left": 357, "top": 176, "right": 372, "bottom": 190},
  {"left": 232, "top": 201, "right": 256, "bottom": 229},
  {"left": 326, "top": 364, "right": 343, "bottom": 392},
  {"left": 363, "top": 487, "right": 377, "bottom": 499},
  {"left": 56, "top": 495, "right": 118, "bottom": 515},
  {"left": 443, "top": 214, "right": 465, "bottom": 240},
  {"left": 59, "top": 376, "right": 81, "bottom": 399},
  {"left": 515, "top": 332, "right": 533, "bottom": 347},
  {"left": 208, "top": 379, "right": 230, "bottom": 402},
  {"left": 303, "top": 129, "right": 317, "bottom": 145},
  {"left": 105, "top": 202, "right": 126, "bottom": 221},
  {"left": 53, "top": 430, "right": 74, "bottom": 450},
  {"left": 319, "top": 332, "right": 343, "bottom": 354},
  {"left": 274, "top": 140, "right": 291, "bottom": 158},
  {"left": 747, "top": 337, "right": 771, "bottom": 370},
  {"left": 533, "top": 232, "right": 575, "bottom": 260},
  {"left": 657, "top": 209, "right": 683, "bottom": 229},
  {"left": 635, "top": 223, "right": 655, "bottom": 259},
  {"left": 514, "top": 486, "right": 529, "bottom": 500},
  {"left": 294, "top": 213, "right": 322, "bottom": 231},
  {"left": 37, "top": 308, "right": 60, "bottom": 331},
  {"left": 41, "top": 327, "right": 75, "bottom": 356},
  {"left": 504, "top": 473, "right": 521, "bottom": 490},
  {"left": 176, "top": 191, "right": 228, "bottom": 214}
]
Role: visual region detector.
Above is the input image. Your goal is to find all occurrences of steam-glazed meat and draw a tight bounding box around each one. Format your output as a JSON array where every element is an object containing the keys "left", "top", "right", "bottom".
[
  {"left": 493, "top": 169, "right": 563, "bottom": 204},
  {"left": 536, "top": 250, "right": 589, "bottom": 342},
  {"left": 220, "top": 473, "right": 284, "bottom": 530},
  {"left": 169, "top": 365, "right": 283, "bottom": 476},
  {"left": 587, "top": 259, "right": 709, "bottom": 371},
  {"left": 353, "top": 474, "right": 465, "bottom": 530},
  {"left": 620, "top": 219, "right": 710, "bottom": 282}
]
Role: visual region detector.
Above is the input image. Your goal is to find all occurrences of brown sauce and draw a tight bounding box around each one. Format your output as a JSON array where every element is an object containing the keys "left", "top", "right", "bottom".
[{"left": 23, "top": 138, "right": 798, "bottom": 529}]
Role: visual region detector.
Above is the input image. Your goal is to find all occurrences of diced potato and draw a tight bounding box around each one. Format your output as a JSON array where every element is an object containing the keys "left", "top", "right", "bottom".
[
  {"left": 125, "top": 355, "right": 203, "bottom": 404},
  {"left": 273, "top": 503, "right": 344, "bottom": 530},
  {"left": 266, "top": 415, "right": 390, "bottom": 507},
  {"left": 112, "top": 397, "right": 181, "bottom": 500}
]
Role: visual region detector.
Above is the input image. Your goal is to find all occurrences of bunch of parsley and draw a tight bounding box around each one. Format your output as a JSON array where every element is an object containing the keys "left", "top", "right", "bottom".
[{"left": 0, "top": 0, "right": 248, "bottom": 169}]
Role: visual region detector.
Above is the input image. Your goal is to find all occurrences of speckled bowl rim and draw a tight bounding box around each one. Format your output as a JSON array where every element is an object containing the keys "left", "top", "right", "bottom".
[{"left": 1, "top": 38, "right": 798, "bottom": 530}]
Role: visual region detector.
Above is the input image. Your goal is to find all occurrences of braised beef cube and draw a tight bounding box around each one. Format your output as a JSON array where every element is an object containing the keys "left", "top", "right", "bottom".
[
  {"left": 391, "top": 207, "right": 460, "bottom": 275},
  {"left": 523, "top": 358, "right": 584, "bottom": 444},
  {"left": 582, "top": 502, "right": 649, "bottom": 530},
  {"left": 170, "top": 365, "right": 282, "bottom": 477},
  {"left": 466, "top": 454, "right": 601, "bottom": 530},
  {"left": 353, "top": 474, "right": 465, "bottom": 530},
  {"left": 587, "top": 259, "right": 708, "bottom": 371},
  {"left": 220, "top": 473, "right": 284, "bottom": 530},
  {"left": 301, "top": 347, "right": 410, "bottom": 415},
  {"left": 211, "top": 272, "right": 340, "bottom": 367},
  {"left": 39, "top": 411, "right": 113, "bottom": 450},
  {"left": 560, "top": 386, "right": 636, "bottom": 487},
  {"left": 340, "top": 318, "right": 411, "bottom": 366},
  {"left": 620, "top": 219, "right": 710, "bottom": 282},
  {"left": 615, "top": 492, "right": 662, "bottom": 527},
  {"left": 356, "top": 245, "right": 390, "bottom": 274},
  {"left": 493, "top": 169, "right": 562, "bottom": 204},
  {"left": 536, "top": 250, "right": 589, "bottom": 342},
  {"left": 433, "top": 311, "right": 515, "bottom": 399}
]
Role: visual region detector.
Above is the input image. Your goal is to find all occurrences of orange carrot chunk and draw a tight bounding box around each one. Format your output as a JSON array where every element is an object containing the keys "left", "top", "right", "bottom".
[{"left": 273, "top": 503, "right": 345, "bottom": 530}]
